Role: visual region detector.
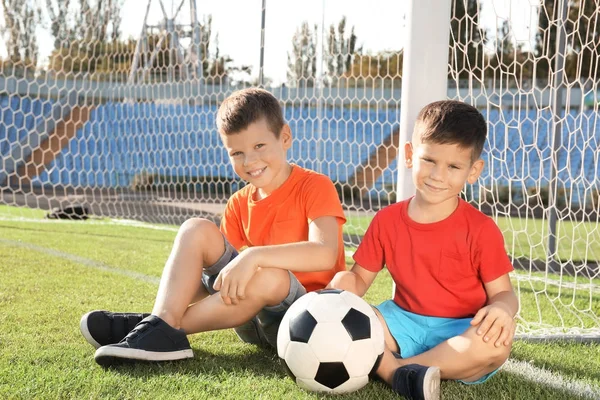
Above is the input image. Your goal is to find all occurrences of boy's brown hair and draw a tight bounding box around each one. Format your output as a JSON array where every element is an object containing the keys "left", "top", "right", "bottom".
[
  {"left": 217, "top": 88, "right": 285, "bottom": 137},
  {"left": 414, "top": 100, "right": 487, "bottom": 161}
]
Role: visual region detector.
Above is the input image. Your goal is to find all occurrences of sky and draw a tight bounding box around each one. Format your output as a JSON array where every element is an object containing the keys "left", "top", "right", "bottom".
[{"left": 0, "top": 0, "right": 539, "bottom": 85}]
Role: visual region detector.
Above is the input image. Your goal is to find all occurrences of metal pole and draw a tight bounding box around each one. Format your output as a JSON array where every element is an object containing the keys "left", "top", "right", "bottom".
[
  {"left": 548, "top": 0, "right": 568, "bottom": 268},
  {"left": 258, "top": 0, "right": 266, "bottom": 87},
  {"left": 166, "top": 18, "right": 176, "bottom": 83},
  {"left": 315, "top": 0, "right": 326, "bottom": 174},
  {"left": 190, "top": 0, "right": 203, "bottom": 81},
  {"left": 128, "top": 0, "right": 153, "bottom": 85},
  {"left": 397, "top": 0, "right": 452, "bottom": 201}
]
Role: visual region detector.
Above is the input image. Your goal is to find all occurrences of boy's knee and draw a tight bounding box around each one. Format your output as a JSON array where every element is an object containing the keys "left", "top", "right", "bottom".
[
  {"left": 180, "top": 217, "right": 217, "bottom": 232},
  {"left": 178, "top": 218, "right": 220, "bottom": 240},
  {"left": 461, "top": 326, "right": 512, "bottom": 365},
  {"left": 328, "top": 270, "right": 355, "bottom": 290},
  {"left": 491, "top": 341, "right": 512, "bottom": 366},
  {"left": 250, "top": 267, "right": 290, "bottom": 305}
]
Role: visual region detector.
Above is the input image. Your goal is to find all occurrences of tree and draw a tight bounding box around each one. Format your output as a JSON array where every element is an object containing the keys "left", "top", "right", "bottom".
[
  {"left": 287, "top": 21, "right": 318, "bottom": 87},
  {"left": 287, "top": 17, "right": 361, "bottom": 88},
  {"left": 205, "top": 33, "right": 252, "bottom": 86},
  {"left": 46, "top": 12, "right": 250, "bottom": 84},
  {"left": 0, "top": 0, "right": 42, "bottom": 75},
  {"left": 43, "top": 0, "right": 123, "bottom": 51},
  {"left": 449, "top": 0, "right": 487, "bottom": 84},
  {"left": 45, "top": 0, "right": 126, "bottom": 78},
  {"left": 536, "top": 0, "right": 600, "bottom": 83},
  {"left": 346, "top": 51, "right": 403, "bottom": 88},
  {"left": 75, "top": 0, "right": 123, "bottom": 43},
  {"left": 562, "top": 0, "right": 600, "bottom": 83},
  {"left": 485, "top": 20, "right": 536, "bottom": 88},
  {"left": 325, "top": 16, "right": 360, "bottom": 87},
  {"left": 45, "top": 0, "right": 75, "bottom": 50}
]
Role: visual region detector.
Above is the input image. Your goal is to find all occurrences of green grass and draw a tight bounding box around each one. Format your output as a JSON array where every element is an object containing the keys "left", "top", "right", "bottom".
[
  {"left": 0, "top": 204, "right": 47, "bottom": 218},
  {"left": 3, "top": 205, "right": 599, "bottom": 263},
  {"left": 0, "top": 207, "right": 599, "bottom": 399}
]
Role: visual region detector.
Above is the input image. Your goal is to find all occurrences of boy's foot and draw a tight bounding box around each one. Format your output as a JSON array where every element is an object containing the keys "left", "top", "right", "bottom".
[
  {"left": 80, "top": 311, "right": 150, "bottom": 349},
  {"left": 392, "top": 364, "right": 441, "bottom": 400},
  {"left": 94, "top": 315, "right": 193, "bottom": 366}
]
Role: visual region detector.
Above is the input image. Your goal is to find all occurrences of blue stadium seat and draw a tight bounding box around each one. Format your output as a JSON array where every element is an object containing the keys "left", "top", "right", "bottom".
[{"left": 21, "top": 100, "right": 598, "bottom": 207}]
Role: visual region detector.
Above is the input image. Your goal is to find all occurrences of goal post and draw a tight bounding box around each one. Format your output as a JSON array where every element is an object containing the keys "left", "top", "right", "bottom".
[{"left": 398, "top": 0, "right": 452, "bottom": 201}]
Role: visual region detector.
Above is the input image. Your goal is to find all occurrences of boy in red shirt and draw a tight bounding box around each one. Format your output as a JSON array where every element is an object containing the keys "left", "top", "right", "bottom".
[
  {"left": 329, "top": 100, "right": 518, "bottom": 400},
  {"left": 79, "top": 88, "right": 347, "bottom": 365}
]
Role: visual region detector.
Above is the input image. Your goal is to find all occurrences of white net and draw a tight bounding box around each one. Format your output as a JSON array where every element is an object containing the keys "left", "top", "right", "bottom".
[
  {"left": 448, "top": 0, "right": 600, "bottom": 340},
  {"left": 0, "top": 0, "right": 598, "bottom": 340}
]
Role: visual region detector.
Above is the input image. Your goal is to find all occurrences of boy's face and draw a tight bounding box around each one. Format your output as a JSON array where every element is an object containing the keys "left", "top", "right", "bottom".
[
  {"left": 220, "top": 118, "right": 292, "bottom": 196},
  {"left": 405, "top": 138, "right": 484, "bottom": 213}
]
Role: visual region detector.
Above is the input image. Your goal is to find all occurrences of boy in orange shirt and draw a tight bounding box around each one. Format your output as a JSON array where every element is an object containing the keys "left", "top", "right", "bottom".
[
  {"left": 329, "top": 100, "right": 518, "bottom": 400},
  {"left": 80, "top": 88, "right": 347, "bottom": 365}
]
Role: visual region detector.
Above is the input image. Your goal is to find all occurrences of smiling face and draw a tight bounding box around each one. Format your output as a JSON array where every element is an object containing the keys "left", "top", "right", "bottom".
[
  {"left": 405, "top": 138, "right": 484, "bottom": 219},
  {"left": 221, "top": 118, "right": 292, "bottom": 198}
]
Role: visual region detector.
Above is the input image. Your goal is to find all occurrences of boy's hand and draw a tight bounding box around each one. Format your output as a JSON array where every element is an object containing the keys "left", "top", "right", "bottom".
[
  {"left": 213, "top": 250, "right": 259, "bottom": 305},
  {"left": 471, "top": 302, "right": 515, "bottom": 347}
]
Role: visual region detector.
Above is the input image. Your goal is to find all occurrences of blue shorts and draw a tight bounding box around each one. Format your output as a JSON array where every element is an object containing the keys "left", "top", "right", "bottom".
[{"left": 375, "top": 300, "right": 500, "bottom": 384}]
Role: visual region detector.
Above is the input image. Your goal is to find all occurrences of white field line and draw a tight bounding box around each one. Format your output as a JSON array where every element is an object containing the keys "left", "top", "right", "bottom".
[
  {"left": 0, "top": 215, "right": 180, "bottom": 232},
  {"left": 1, "top": 236, "right": 599, "bottom": 397},
  {"left": 503, "top": 359, "right": 600, "bottom": 399},
  {"left": 0, "top": 238, "right": 160, "bottom": 285}
]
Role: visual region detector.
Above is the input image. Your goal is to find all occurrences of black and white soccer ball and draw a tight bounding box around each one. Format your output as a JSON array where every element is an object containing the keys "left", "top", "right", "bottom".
[{"left": 277, "top": 289, "right": 385, "bottom": 394}]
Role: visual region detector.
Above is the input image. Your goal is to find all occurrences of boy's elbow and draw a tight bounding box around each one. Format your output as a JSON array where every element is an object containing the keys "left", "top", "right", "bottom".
[{"left": 328, "top": 270, "right": 366, "bottom": 297}]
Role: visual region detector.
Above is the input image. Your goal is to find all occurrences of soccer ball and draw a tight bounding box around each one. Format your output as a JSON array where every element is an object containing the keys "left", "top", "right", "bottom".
[{"left": 277, "top": 289, "right": 385, "bottom": 394}]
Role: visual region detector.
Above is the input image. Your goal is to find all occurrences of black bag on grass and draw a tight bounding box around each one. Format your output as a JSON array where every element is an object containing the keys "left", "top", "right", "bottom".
[{"left": 46, "top": 205, "right": 90, "bottom": 220}]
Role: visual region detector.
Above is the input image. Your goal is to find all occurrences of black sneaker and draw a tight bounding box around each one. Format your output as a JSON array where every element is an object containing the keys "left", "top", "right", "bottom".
[
  {"left": 392, "top": 364, "right": 441, "bottom": 400},
  {"left": 80, "top": 311, "right": 150, "bottom": 349},
  {"left": 94, "top": 315, "right": 193, "bottom": 366}
]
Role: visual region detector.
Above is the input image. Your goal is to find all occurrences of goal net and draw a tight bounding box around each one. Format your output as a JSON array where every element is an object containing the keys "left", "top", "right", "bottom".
[
  {"left": 447, "top": 0, "right": 599, "bottom": 340},
  {"left": 0, "top": 0, "right": 598, "bottom": 340}
]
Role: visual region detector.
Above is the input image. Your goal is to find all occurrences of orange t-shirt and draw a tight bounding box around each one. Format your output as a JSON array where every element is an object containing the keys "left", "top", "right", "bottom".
[{"left": 220, "top": 165, "right": 347, "bottom": 292}]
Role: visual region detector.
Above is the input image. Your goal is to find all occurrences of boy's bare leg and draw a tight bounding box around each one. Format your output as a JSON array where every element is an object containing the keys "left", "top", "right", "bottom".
[
  {"left": 374, "top": 311, "right": 511, "bottom": 383},
  {"left": 152, "top": 218, "right": 291, "bottom": 334},
  {"left": 399, "top": 326, "right": 510, "bottom": 382},
  {"left": 151, "top": 218, "right": 225, "bottom": 328},
  {"left": 179, "top": 266, "right": 290, "bottom": 334}
]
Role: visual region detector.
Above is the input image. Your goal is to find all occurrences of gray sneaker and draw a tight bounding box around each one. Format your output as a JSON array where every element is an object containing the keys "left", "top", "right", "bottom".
[{"left": 80, "top": 310, "right": 150, "bottom": 349}]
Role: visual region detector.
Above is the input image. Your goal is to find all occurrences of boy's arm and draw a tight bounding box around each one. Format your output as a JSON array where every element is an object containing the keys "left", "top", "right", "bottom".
[
  {"left": 327, "top": 262, "right": 379, "bottom": 297},
  {"left": 244, "top": 215, "right": 340, "bottom": 272},
  {"left": 484, "top": 274, "right": 519, "bottom": 316},
  {"left": 471, "top": 273, "right": 519, "bottom": 346},
  {"left": 213, "top": 215, "right": 341, "bottom": 303}
]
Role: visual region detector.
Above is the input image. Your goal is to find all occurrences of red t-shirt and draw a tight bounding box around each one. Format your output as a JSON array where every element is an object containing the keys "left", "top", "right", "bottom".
[
  {"left": 220, "top": 165, "right": 347, "bottom": 292},
  {"left": 354, "top": 198, "right": 514, "bottom": 318}
]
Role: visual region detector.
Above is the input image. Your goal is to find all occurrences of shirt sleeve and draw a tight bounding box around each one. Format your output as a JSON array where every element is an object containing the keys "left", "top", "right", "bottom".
[
  {"left": 353, "top": 212, "right": 385, "bottom": 272},
  {"left": 474, "top": 218, "right": 514, "bottom": 283},
  {"left": 219, "top": 196, "right": 247, "bottom": 251},
  {"left": 302, "top": 174, "right": 346, "bottom": 224}
]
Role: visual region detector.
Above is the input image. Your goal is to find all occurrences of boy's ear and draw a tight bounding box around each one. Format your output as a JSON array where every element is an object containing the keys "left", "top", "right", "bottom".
[
  {"left": 467, "top": 159, "right": 485, "bottom": 184},
  {"left": 404, "top": 142, "right": 414, "bottom": 168},
  {"left": 280, "top": 124, "right": 292, "bottom": 149}
]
